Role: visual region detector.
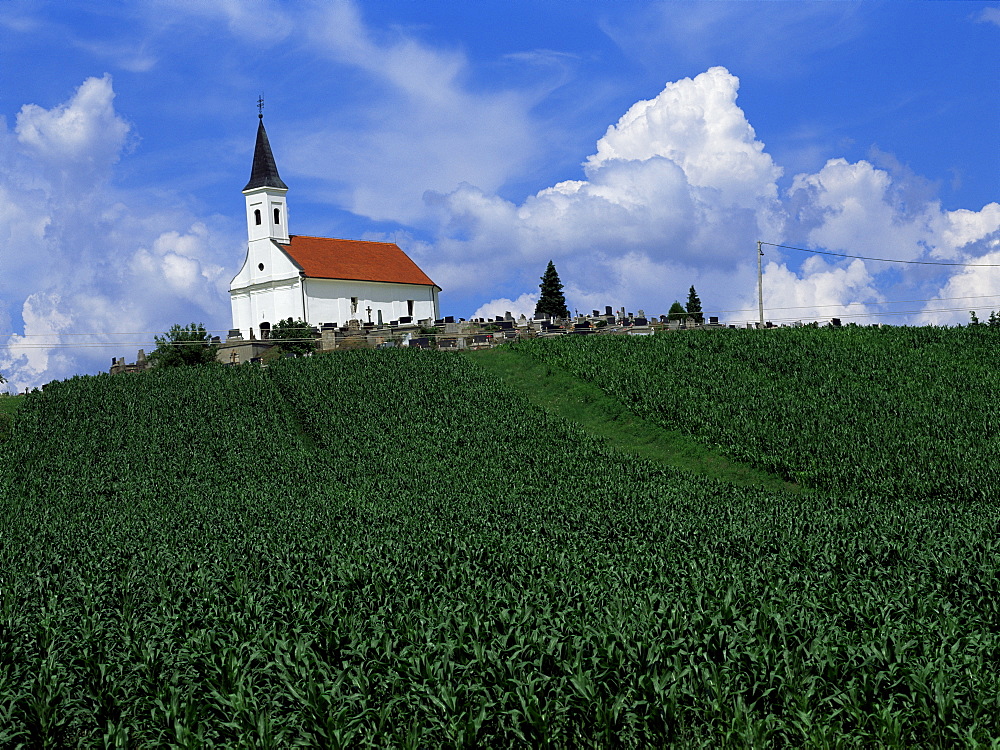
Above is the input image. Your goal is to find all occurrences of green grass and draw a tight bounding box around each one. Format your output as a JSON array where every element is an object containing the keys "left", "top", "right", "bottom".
[
  {"left": 0, "top": 394, "right": 23, "bottom": 416},
  {"left": 465, "top": 347, "right": 804, "bottom": 495}
]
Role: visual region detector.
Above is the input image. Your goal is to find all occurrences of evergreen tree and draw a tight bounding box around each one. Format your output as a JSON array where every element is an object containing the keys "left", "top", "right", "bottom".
[
  {"left": 534, "top": 260, "right": 569, "bottom": 320},
  {"left": 685, "top": 285, "right": 704, "bottom": 324},
  {"left": 149, "top": 323, "right": 218, "bottom": 368},
  {"left": 667, "top": 301, "right": 686, "bottom": 322}
]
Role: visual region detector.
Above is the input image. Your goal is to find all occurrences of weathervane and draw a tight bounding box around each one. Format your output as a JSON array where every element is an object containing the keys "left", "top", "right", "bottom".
[{"left": 257, "top": 95, "right": 264, "bottom": 119}]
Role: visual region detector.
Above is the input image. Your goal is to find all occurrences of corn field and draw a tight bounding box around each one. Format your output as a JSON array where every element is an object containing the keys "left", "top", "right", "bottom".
[
  {"left": 513, "top": 325, "right": 1000, "bottom": 501},
  {"left": 1, "top": 345, "right": 998, "bottom": 746}
]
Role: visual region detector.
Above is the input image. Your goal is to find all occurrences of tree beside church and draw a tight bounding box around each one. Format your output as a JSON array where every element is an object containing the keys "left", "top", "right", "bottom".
[{"left": 267, "top": 318, "right": 317, "bottom": 357}]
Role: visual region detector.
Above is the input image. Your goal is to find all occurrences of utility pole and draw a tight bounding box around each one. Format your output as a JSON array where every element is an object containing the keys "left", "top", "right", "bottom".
[{"left": 757, "top": 241, "right": 765, "bottom": 329}]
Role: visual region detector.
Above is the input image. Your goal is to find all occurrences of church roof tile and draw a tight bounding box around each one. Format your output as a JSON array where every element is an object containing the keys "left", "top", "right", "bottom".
[{"left": 282, "top": 235, "right": 439, "bottom": 288}]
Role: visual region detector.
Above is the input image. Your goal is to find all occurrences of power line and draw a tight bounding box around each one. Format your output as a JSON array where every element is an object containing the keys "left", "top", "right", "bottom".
[{"left": 760, "top": 242, "right": 1000, "bottom": 267}]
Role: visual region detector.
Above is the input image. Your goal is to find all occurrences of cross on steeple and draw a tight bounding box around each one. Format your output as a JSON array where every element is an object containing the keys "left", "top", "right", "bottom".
[{"left": 257, "top": 95, "right": 264, "bottom": 119}]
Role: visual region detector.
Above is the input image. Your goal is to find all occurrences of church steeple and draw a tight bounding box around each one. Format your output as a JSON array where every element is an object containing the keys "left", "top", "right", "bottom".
[
  {"left": 243, "top": 114, "right": 288, "bottom": 191},
  {"left": 243, "top": 103, "right": 289, "bottom": 245}
]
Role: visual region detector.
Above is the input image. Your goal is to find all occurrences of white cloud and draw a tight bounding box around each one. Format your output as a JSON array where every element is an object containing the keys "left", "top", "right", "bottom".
[
  {"left": 15, "top": 75, "right": 130, "bottom": 183},
  {"left": 421, "top": 67, "right": 784, "bottom": 317},
  {"left": 586, "top": 67, "right": 781, "bottom": 211},
  {"left": 415, "top": 67, "right": 1000, "bottom": 329},
  {"left": 787, "top": 158, "right": 942, "bottom": 262},
  {"left": 753, "top": 257, "right": 883, "bottom": 326},
  {"left": 471, "top": 293, "right": 538, "bottom": 321},
  {"left": 915, "top": 237, "right": 1000, "bottom": 326},
  {"left": 3, "top": 293, "right": 76, "bottom": 388},
  {"left": 0, "top": 78, "right": 237, "bottom": 390}
]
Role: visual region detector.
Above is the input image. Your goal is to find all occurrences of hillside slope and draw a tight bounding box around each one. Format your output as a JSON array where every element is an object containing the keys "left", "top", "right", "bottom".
[
  {"left": 512, "top": 326, "right": 1000, "bottom": 501},
  {"left": 1, "top": 349, "right": 998, "bottom": 746}
]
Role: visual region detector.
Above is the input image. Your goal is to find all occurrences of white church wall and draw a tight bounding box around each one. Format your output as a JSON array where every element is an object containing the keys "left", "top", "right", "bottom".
[
  {"left": 304, "top": 278, "right": 438, "bottom": 327},
  {"left": 231, "top": 239, "right": 300, "bottom": 291},
  {"left": 231, "top": 277, "right": 303, "bottom": 338}
]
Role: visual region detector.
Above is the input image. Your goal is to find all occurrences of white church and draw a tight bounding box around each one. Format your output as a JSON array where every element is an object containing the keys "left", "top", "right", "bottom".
[{"left": 229, "top": 115, "right": 440, "bottom": 338}]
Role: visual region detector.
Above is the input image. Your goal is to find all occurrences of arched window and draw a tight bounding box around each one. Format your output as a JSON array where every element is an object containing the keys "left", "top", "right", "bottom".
[
  {"left": 254, "top": 209, "right": 261, "bottom": 225},
  {"left": 273, "top": 208, "right": 281, "bottom": 225}
]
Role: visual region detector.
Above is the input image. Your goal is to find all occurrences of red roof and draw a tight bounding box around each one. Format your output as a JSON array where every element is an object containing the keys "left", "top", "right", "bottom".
[{"left": 280, "top": 235, "right": 439, "bottom": 288}]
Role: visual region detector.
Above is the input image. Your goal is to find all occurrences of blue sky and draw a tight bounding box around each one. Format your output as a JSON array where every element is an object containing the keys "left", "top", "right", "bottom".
[{"left": 1, "top": 0, "right": 998, "bottom": 389}]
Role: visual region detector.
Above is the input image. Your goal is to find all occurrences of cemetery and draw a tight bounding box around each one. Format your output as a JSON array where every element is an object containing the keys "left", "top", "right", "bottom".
[
  {"left": 106, "top": 308, "right": 832, "bottom": 373},
  {"left": 209, "top": 306, "right": 729, "bottom": 364}
]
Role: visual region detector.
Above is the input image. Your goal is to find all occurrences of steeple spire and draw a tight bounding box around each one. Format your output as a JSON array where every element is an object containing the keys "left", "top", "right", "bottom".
[{"left": 243, "top": 110, "right": 288, "bottom": 192}]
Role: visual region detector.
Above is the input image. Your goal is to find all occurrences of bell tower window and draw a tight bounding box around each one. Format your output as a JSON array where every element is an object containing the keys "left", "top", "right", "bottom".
[
  {"left": 273, "top": 208, "right": 281, "bottom": 225},
  {"left": 254, "top": 209, "right": 261, "bottom": 225}
]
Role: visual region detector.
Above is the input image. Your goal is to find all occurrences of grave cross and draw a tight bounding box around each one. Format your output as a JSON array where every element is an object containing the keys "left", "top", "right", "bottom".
[{"left": 366, "top": 306, "right": 373, "bottom": 324}]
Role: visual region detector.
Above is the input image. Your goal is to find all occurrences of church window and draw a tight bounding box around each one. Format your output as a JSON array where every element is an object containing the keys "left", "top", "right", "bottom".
[
  {"left": 407, "top": 300, "right": 414, "bottom": 317},
  {"left": 254, "top": 209, "right": 261, "bottom": 225},
  {"left": 274, "top": 208, "right": 281, "bottom": 225},
  {"left": 351, "top": 297, "right": 358, "bottom": 314},
  {"left": 258, "top": 263, "right": 264, "bottom": 271}
]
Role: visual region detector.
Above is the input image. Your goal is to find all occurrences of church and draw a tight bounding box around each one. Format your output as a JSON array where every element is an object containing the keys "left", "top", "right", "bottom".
[{"left": 229, "top": 115, "right": 440, "bottom": 339}]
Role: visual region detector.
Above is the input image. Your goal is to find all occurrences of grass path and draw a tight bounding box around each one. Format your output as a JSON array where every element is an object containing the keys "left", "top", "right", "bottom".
[{"left": 466, "top": 347, "right": 804, "bottom": 495}]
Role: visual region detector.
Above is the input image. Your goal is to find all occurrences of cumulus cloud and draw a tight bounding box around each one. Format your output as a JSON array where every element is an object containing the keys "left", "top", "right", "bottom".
[
  {"left": 586, "top": 67, "right": 781, "bottom": 211},
  {"left": 752, "top": 257, "right": 883, "bottom": 326},
  {"left": 0, "top": 77, "right": 237, "bottom": 392},
  {"left": 787, "top": 158, "right": 941, "bottom": 261},
  {"left": 15, "top": 74, "right": 130, "bottom": 186},
  {"left": 915, "top": 235, "right": 1000, "bottom": 326},
  {"left": 471, "top": 293, "right": 538, "bottom": 322},
  {"left": 418, "top": 67, "right": 784, "bottom": 317},
  {"left": 411, "top": 66, "right": 1000, "bottom": 329}
]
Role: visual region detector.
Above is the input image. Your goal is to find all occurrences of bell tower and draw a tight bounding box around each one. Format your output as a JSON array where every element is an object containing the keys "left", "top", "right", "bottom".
[{"left": 243, "top": 100, "right": 289, "bottom": 244}]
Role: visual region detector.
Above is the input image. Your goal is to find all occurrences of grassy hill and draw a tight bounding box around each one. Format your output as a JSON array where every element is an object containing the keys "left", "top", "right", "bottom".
[{"left": 1, "top": 338, "right": 998, "bottom": 746}]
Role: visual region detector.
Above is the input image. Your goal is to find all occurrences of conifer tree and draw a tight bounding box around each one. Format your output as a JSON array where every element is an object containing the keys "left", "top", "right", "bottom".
[
  {"left": 685, "top": 285, "right": 704, "bottom": 324},
  {"left": 534, "top": 260, "right": 569, "bottom": 320}
]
